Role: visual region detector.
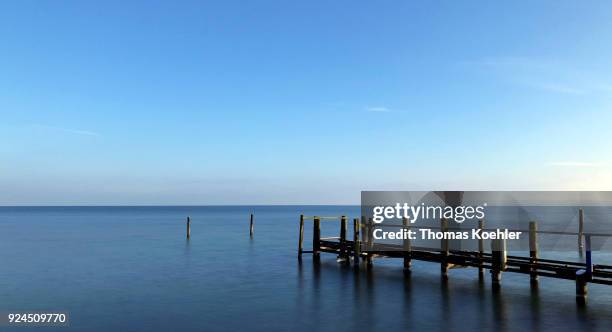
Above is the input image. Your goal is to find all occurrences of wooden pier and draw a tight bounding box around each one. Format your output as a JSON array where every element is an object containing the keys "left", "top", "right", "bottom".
[{"left": 297, "top": 213, "right": 612, "bottom": 303}]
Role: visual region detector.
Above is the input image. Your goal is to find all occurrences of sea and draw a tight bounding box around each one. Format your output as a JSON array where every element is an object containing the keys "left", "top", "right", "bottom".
[{"left": 0, "top": 206, "right": 611, "bottom": 331}]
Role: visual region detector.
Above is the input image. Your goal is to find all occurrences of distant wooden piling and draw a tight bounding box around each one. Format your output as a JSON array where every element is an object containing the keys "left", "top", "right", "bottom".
[
  {"left": 491, "top": 238, "right": 507, "bottom": 290},
  {"left": 313, "top": 217, "right": 321, "bottom": 263},
  {"left": 402, "top": 217, "right": 412, "bottom": 273},
  {"left": 298, "top": 214, "right": 305, "bottom": 260},
  {"left": 578, "top": 209, "right": 584, "bottom": 253},
  {"left": 249, "top": 213, "right": 254, "bottom": 237},
  {"left": 440, "top": 219, "right": 449, "bottom": 279},
  {"left": 478, "top": 219, "right": 485, "bottom": 280},
  {"left": 186, "top": 216, "right": 191, "bottom": 240},
  {"left": 529, "top": 221, "right": 539, "bottom": 285},
  {"left": 353, "top": 218, "right": 360, "bottom": 268}
]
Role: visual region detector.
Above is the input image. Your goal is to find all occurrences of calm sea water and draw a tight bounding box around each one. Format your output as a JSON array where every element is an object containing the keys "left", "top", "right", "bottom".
[{"left": 1, "top": 206, "right": 611, "bottom": 331}]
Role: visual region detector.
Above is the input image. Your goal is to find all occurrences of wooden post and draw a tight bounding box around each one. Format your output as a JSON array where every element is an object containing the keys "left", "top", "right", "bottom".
[
  {"left": 366, "top": 217, "right": 373, "bottom": 268},
  {"left": 478, "top": 219, "right": 484, "bottom": 280},
  {"left": 441, "top": 219, "right": 449, "bottom": 279},
  {"left": 339, "top": 216, "right": 348, "bottom": 263},
  {"left": 360, "top": 216, "right": 366, "bottom": 243},
  {"left": 578, "top": 208, "right": 584, "bottom": 253},
  {"left": 313, "top": 216, "right": 321, "bottom": 263},
  {"left": 529, "top": 221, "right": 539, "bottom": 285},
  {"left": 576, "top": 271, "right": 588, "bottom": 304},
  {"left": 576, "top": 234, "right": 591, "bottom": 303},
  {"left": 403, "top": 217, "right": 412, "bottom": 272},
  {"left": 576, "top": 234, "right": 589, "bottom": 303},
  {"left": 585, "top": 235, "right": 593, "bottom": 276},
  {"left": 249, "top": 213, "right": 254, "bottom": 238},
  {"left": 353, "top": 218, "right": 360, "bottom": 268},
  {"left": 491, "top": 238, "right": 507, "bottom": 290},
  {"left": 298, "top": 214, "right": 305, "bottom": 260},
  {"left": 186, "top": 216, "right": 191, "bottom": 239}
]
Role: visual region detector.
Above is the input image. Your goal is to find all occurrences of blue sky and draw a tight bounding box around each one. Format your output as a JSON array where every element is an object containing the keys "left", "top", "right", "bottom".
[{"left": 1, "top": 1, "right": 612, "bottom": 205}]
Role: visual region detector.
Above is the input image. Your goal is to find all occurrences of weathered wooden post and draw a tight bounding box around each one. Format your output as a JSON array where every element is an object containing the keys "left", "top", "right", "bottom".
[
  {"left": 491, "top": 238, "right": 507, "bottom": 291},
  {"left": 186, "top": 216, "right": 191, "bottom": 239},
  {"left": 339, "top": 215, "right": 348, "bottom": 263},
  {"left": 441, "top": 219, "right": 449, "bottom": 279},
  {"left": 297, "top": 214, "right": 305, "bottom": 260},
  {"left": 360, "top": 216, "right": 366, "bottom": 243},
  {"left": 366, "top": 217, "right": 374, "bottom": 268},
  {"left": 403, "top": 217, "right": 412, "bottom": 273},
  {"left": 249, "top": 213, "right": 254, "bottom": 238},
  {"left": 576, "top": 235, "right": 591, "bottom": 303},
  {"left": 353, "top": 218, "right": 361, "bottom": 269},
  {"left": 529, "top": 221, "right": 539, "bottom": 285},
  {"left": 313, "top": 216, "right": 321, "bottom": 263},
  {"left": 478, "top": 219, "right": 485, "bottom": 280},
  {"left": 578, "top": 208, "right": 584, "bottom": 253}
]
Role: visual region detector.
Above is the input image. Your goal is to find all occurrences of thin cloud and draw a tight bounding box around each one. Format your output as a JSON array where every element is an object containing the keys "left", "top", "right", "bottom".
[
  {"left": 474, "top": 56, "right": 611, "bottom": 96},
  {"left": 547, "top": 161, "right": 602, "bottom": 167},
  {"left": 32, "top": 124, "right": 101, "bottom": 137},
  {"left": 365, "top": 106, "right": 391, "bottom": 113},
  {"left": 532, "top": 83, "right": 585, "bottom": 95}
]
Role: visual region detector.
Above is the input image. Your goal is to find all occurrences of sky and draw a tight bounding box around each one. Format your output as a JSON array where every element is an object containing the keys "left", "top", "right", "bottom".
[{"left": 2, "top": 1, "right": 612, "bottom": 205}]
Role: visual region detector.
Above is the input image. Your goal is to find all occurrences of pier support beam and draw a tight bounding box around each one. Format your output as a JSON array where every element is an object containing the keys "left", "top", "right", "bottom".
[
  {"left": 403, "top": 217, "right": 412, "bottom": 274},
  {"left": 366, "top": 217, "right": 373, "bottom": 269},
  {"left": 478, "top": 219, "right": 484, "bottom": 280},
  {"left": 353, "top": 218, "right": 360, "bottom": 269},
  {"left": 578, "top": 208, "right": 584, "bottom": 254},
  {"left": 339, "top": 216, "right": 348, "bottom": 264},
  {"left": 491, "top": 238, "right": 507, "bottom": 291},
  {"left": 529, "top": 221, "right": 539, "bottom": 286},
  {"left": 297, "top": 214, "right": 305, "bottom": 260},
  {"left": 440, "top": 219, "right": 449, "bottom": 279},
  {"left": 576, "top": 235, "right": 592, "bottom": 304},
  {"left": 313, "top": 217, "right": 321, "bottom": 264},
  {"left": 576, "top": 271, "right": 588, "bottom": 304}
]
